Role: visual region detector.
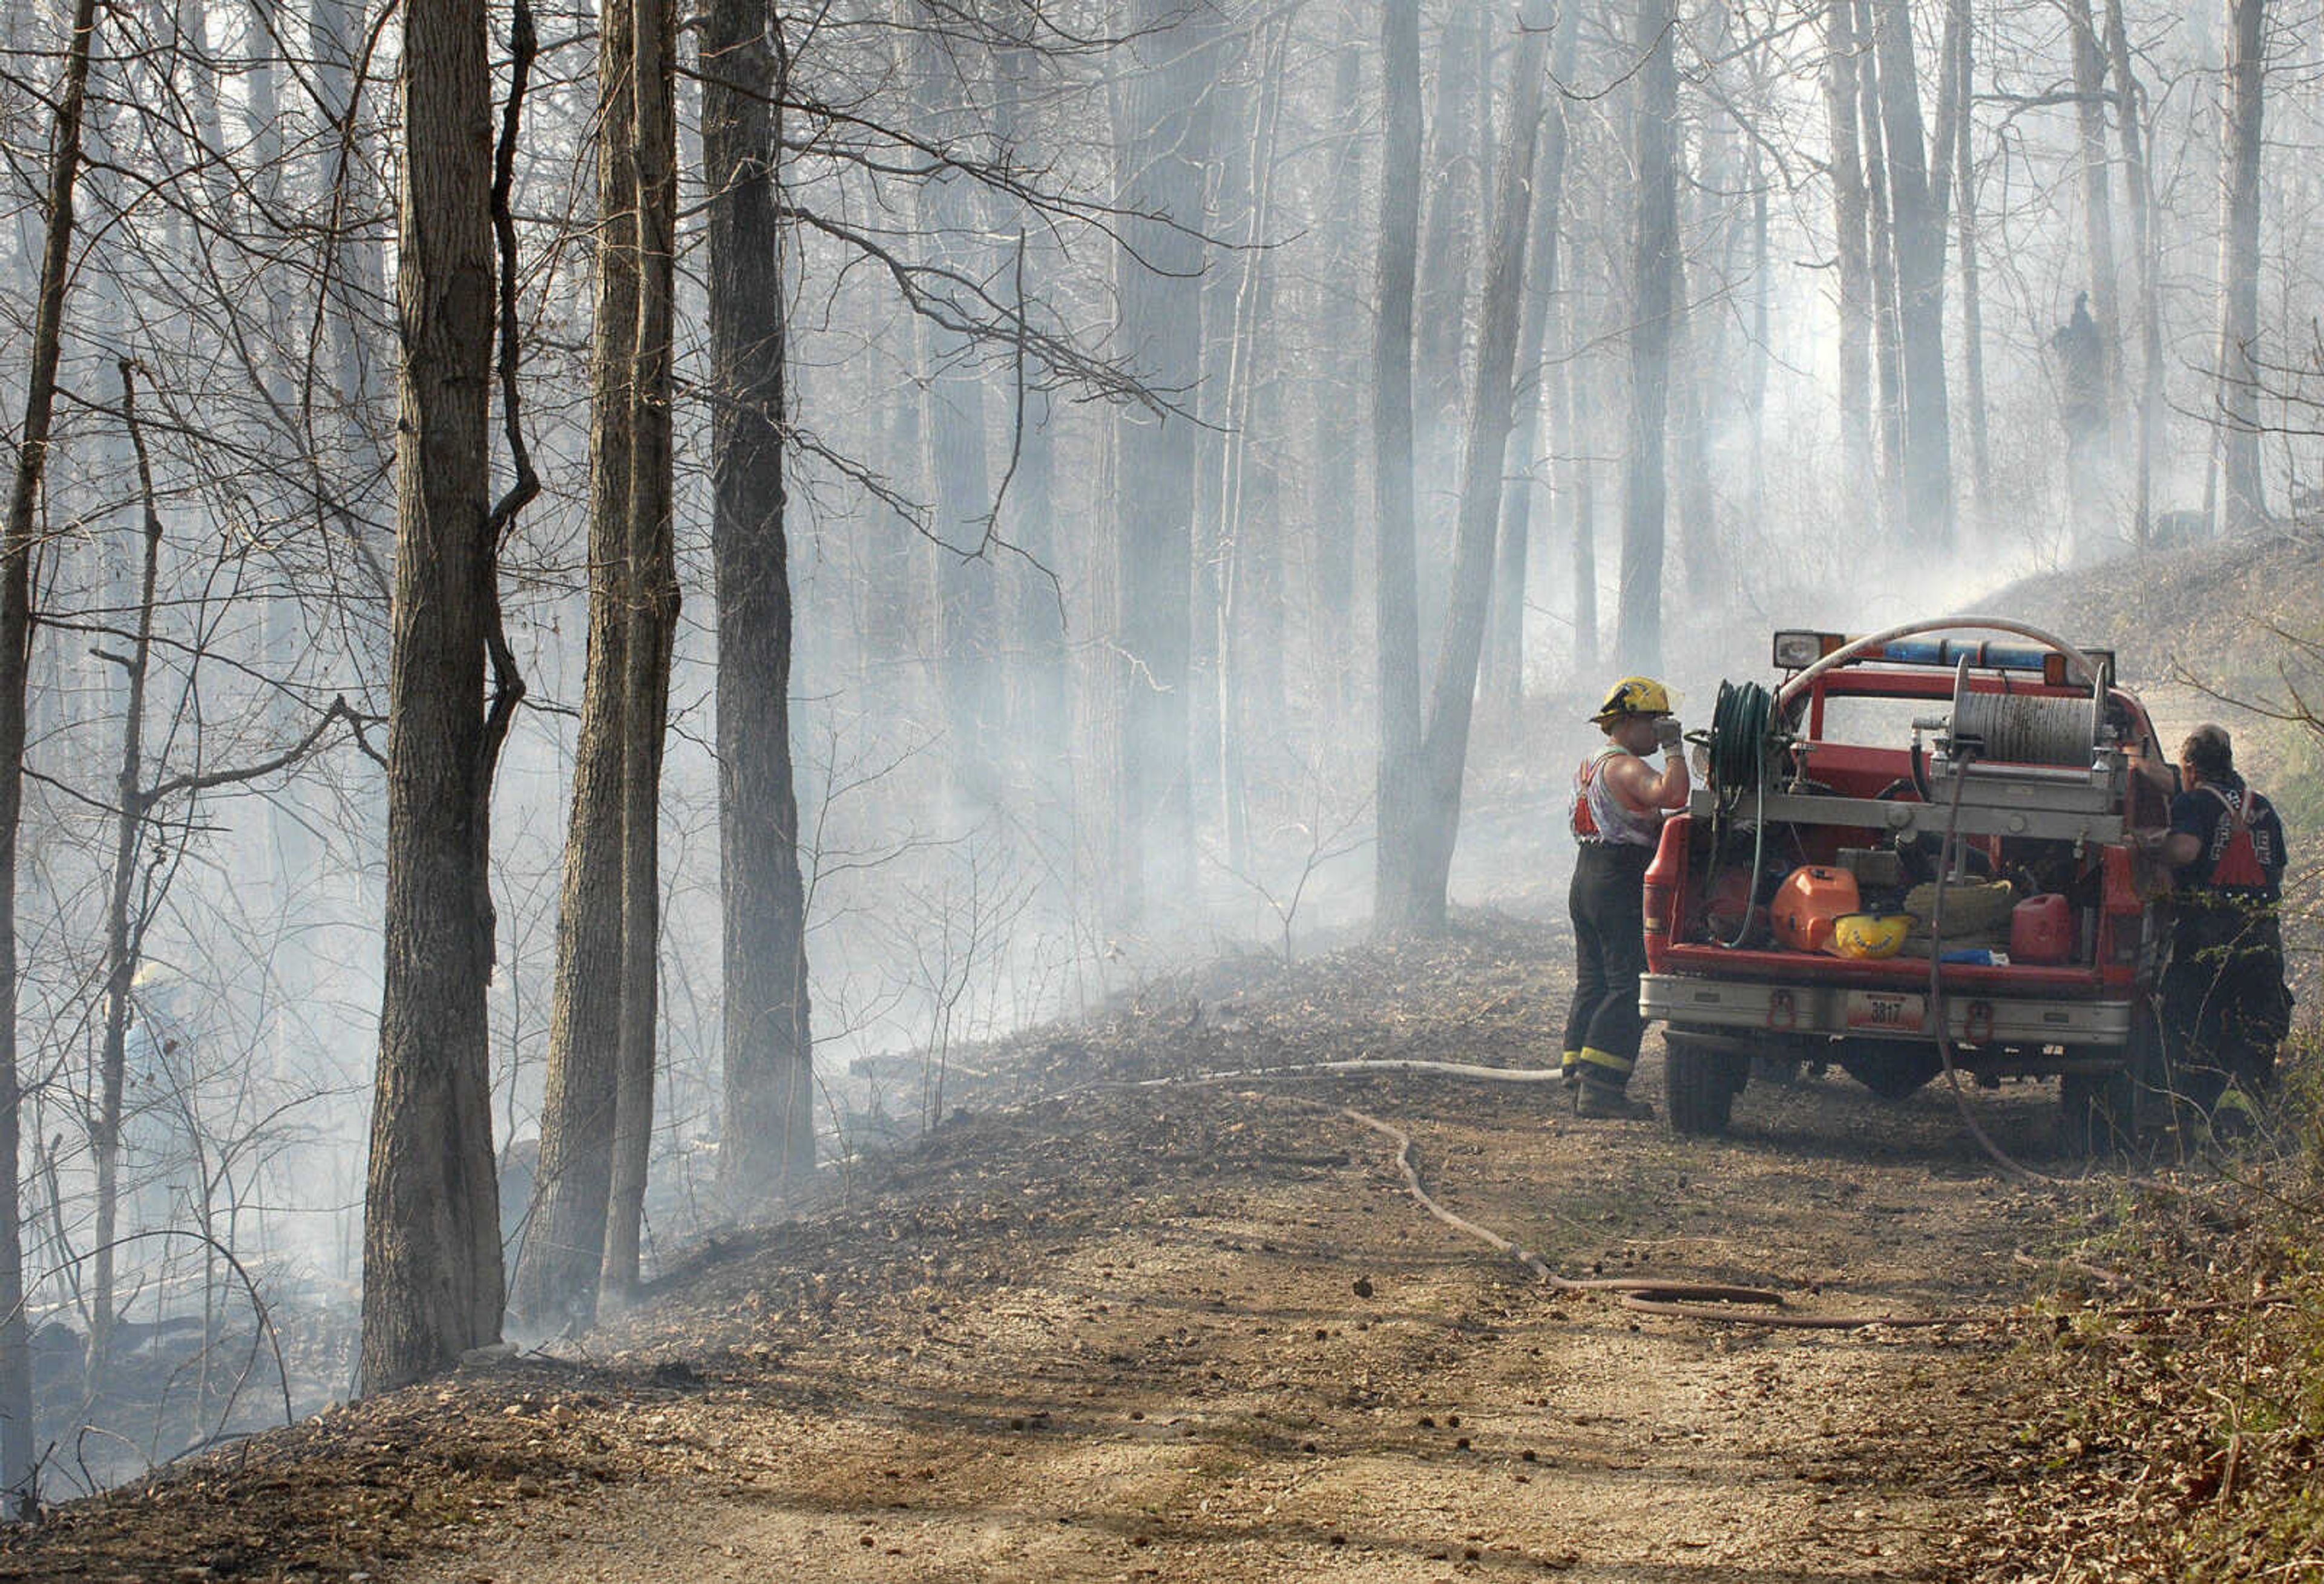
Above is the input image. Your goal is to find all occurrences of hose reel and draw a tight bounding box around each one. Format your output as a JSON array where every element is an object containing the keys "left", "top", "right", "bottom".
[
  {"left": 1700, "top": 679, "right": 1785, "bottom": 947},
  {"left": 1945, "top": 674, "right": 2105, "bottom": 768}
]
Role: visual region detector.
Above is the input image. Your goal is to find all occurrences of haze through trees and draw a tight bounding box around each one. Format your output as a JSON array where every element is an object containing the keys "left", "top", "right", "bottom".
[{"left": 0, "top": 0, "right": 2306, "bottom": 1493}]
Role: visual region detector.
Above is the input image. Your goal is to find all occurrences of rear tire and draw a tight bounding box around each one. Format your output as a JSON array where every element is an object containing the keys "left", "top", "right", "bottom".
[{"left": 1666, "top": 1033, "right": 1745, "bottom": 1136}]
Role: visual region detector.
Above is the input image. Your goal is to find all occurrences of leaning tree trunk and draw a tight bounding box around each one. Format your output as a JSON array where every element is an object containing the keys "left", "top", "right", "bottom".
[
  {"left": 509, "top": 0, "right": 638, "bottom": 1335},
  {"left": 2211, "top": 0, "right": 2267, "bottom": 535},
  {"left": 705, "top": 0, "right": 811, "bottom": 1206},
  {"left": 0, "top": 0, "right": 103, "bottom": 1505},
  {"left": 1483, "top": 0, "right": 1576, "bottom": 721},
  {"left": 1370, "top": 0, "right": 1425, "bottom": 936},
  {"left": 361, "top": 0, "right": 505, "bottom": 1392},
  {"left": 1617, "top": 0, "right": 1679, "bottom": 675},
  {"left": 1402, "top": 0, "right": 1553, "bottom": 926}
]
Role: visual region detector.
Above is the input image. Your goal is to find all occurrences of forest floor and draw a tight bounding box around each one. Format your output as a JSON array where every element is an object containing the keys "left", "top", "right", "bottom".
[{"left": 3, "top": 911, "right": 2220, "bottom": 1584}]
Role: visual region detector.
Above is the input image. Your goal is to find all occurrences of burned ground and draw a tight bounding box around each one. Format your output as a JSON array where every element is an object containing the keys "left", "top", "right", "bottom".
[{"left": 10, "top": 913, "right": 2234, "bottom": 1582}]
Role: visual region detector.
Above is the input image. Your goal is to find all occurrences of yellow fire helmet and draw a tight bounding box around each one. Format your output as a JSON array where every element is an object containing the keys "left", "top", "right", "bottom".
[
  {"left": 1590, "top": 675, "right": 1674, "bottom": 725},
  {"left": 1827, "top": 912, "right": 1914, "bottom": 961}
]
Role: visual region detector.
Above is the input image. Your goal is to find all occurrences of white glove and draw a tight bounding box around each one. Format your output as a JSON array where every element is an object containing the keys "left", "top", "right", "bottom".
[{"left": 1655, "top": 716, "right": 1685, "bottom": 754}]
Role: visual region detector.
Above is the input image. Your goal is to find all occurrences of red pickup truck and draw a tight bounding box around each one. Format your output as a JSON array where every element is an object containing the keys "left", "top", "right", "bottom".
[{"left": 1636, "top": 623, "right": 2175, "bottom": 1151}]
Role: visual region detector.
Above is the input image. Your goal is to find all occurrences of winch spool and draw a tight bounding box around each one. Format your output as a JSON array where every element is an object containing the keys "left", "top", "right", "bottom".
[{"left": 1946, "top": 673, "right": 2103, "bottom": 767}]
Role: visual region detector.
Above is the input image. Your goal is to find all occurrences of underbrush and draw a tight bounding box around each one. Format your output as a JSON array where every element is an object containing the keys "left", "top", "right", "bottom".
[{"left": 1963, "top": 1027, "right": 2324, "bottom": 1580}]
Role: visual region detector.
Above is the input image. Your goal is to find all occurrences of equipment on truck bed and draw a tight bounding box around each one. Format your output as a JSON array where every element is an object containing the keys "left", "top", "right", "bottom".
[{"left": 1640, "top": 618, "right": 2175, "bottom": 1153}]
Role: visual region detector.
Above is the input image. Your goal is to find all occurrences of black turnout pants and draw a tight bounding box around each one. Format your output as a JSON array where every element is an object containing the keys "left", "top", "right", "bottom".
[
  {"left": 1563, "top": 841, "right": 1653, "bottom": 1086},
  {"left": 2161, "top": 920, "right": 2287, "bottom": 1111}
]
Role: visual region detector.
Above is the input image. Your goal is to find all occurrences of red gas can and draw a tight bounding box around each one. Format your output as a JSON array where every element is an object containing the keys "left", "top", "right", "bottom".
[{"left": 2010, "top": 894, "right": 2073, "bottom": 964}]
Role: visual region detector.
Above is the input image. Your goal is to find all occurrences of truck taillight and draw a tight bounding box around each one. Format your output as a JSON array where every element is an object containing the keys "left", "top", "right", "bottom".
[{"left": 1643, "top": 882, "right": 1672, "bottom": 937}]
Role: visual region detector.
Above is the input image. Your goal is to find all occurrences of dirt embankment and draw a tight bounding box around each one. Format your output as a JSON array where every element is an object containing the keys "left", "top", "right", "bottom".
[{"left": 3, "top": 917, "right": 2136, "bottom": 1583}]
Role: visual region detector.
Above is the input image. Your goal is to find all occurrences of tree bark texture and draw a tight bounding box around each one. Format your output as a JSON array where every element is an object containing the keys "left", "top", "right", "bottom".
[
  {"left": 706, "top": 0, "right": 812, "bottom": 1206},
  {"left": 362, "top": 0, "right": 504, "bottom": 1392},
  {"left": 2212, "top": 0, "right": 2266, "bottom": 534},
  {"left": 1952, "top": 0, "right": 1994, "bottom": 520},
  {"left": 509, "top": 0, "right": 638, "bottom": 1335},
  {"left": 1370, "top": 0, "right": 1424, "bottom": 935},
  {"left": 603, "top": 0, "right": 680, "bottom": 1309},
  {"left": 1617, "top": 0, "right": 1678, "bottom": 675}
]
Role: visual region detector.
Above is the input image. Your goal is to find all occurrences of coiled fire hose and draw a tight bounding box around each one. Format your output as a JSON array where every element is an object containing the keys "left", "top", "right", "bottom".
[{"left": 1702, "top": 679, "right": 1781, "bottom": 949}]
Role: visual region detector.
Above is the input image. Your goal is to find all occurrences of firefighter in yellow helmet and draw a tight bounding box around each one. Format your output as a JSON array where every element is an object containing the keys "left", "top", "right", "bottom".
[{"left": 1562, "top": 676, "right": 1690, "bottom": 1119}]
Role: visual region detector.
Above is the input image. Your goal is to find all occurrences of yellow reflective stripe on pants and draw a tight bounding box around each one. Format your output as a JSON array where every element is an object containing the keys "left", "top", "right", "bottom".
[{"left": 1575, "top": 1046, "right": 1635, "bottom": 1078}]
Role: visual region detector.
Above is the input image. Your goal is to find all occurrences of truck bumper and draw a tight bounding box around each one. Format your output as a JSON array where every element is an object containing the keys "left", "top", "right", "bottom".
[{"left": 1639, "top": 973, "right": 2131, "bottom": 1047}]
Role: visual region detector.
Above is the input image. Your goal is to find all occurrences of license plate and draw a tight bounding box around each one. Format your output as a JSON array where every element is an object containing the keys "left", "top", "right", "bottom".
[{"left": 1844, "top": 990, "right": 1926, "bottom": 1033}]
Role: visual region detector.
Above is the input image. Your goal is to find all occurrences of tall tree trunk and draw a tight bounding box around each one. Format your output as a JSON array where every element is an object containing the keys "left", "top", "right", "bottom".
[
  {"left": 1308, "top": 36, "right": 1365, "bottom": 718},
  {"left": 1952, "top": 0, "right": 1994, "bottom": 522},
  {"left": 2066, "top": 0, "right": 2118, "bottom": 404},
  {"left": 362, "top": 0, "right": 505, "bottom": 1392},
  {"left": 603, "top": 0, "right": 680, "bottom": 1309},
  {"left": 910, "top": 4, "right": 999, "bottom": 810},
  {"left": 1855, "top": 0, "right": 1905, "bottom": 533},
  {"left": 705, "top": 0, "right": 809, "bottom": 1203},
  {"left": 1485, "top": 0, "right": 1577, "bottom": 721},
  {"left": 2104, "top": 0, "right": 2162, "bottom": 548},
  {"left": 1824, "top": 0, "right": 1874, "bottom": 521},
  {"left": 1111, "top": 0, "right": 1218, "bottom": 921},
  {"left": 1871, "top": 0, "right": 1953, "bottom": 547},
  {"left": 1617, "top": 0, "right": 1678, "bottom": 674},
  {"left": 0, "top": 0, "right": 103, "bottom": 1500},
  {"left": 510, "top": 0, "right": 638, "bottom": 1334},
  {"left": 1404, "top": 0, "right": 1554, "bottom": 923},
  {"left": 1371, "top": 0, "right": 1425, "bottom": 936},
  {"left": 89, "top": 364, "right": 166, "bottom": 1393},
  {"left": 2211, "top": 0, "right": 2267, "bottom": 535}
]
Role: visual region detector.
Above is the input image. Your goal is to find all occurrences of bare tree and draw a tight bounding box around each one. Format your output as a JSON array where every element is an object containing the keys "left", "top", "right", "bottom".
[
  {"left": 2211, "top": 0, "right": 2268, "bottom": 534},
  {"left": 359, "top": 0, "right": 520, "bottom": 1392},
  {"left": 704, "top": 0, "right": 813, "bottom": 1203},
  {"left": 1617, "top": 0, "right": 1679, "bottom": 673}
]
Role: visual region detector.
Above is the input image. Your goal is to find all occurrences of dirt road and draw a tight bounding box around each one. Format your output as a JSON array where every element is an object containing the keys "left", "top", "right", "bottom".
[{"left": 7, "top": 920, "right": 2063, "bottom": 1583}]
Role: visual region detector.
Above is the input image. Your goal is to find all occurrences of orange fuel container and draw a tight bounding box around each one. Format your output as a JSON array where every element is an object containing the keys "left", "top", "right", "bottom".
[
  {"left": 1772, "top": 866, "right": 1860, "bottom": 954},
  {"left": 2011, "top": 893, "right": 2074, "bottom": 964}
]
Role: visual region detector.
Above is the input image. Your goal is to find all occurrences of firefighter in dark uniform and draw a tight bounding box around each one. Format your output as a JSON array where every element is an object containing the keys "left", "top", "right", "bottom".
[
  {"left": 2151, "top": 724, "right": 2293, "bottom": 1114},
  {"left": 1561, "top": 677, "right": 1690, "bottom": 1119}
]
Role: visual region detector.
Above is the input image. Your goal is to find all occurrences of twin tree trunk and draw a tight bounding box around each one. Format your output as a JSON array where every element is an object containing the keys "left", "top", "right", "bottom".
[
  {"left": 704, "top": 0, "right": 813, "bottom": 1202},
  {"left": 511, "top": 0, "right": 679, "bottom": 1331},
  {"left": 1379, "top": 0, "right": 1552, "bottom": 932},
  {"left": 361, "top": 0, "right": 505, "bottom": 1391}
]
